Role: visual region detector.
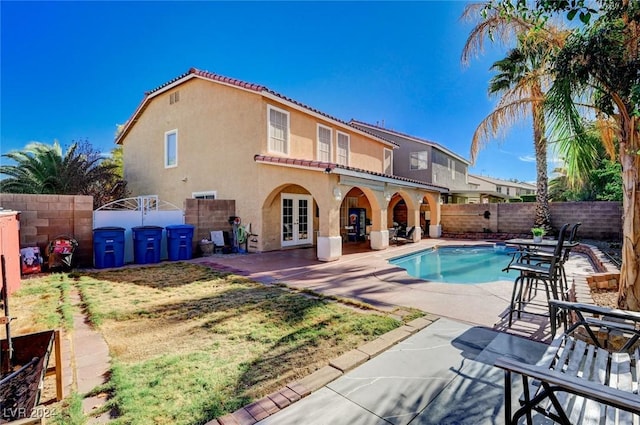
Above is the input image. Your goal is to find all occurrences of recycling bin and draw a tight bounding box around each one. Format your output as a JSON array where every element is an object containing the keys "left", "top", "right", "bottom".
[
  {"left": 165, "top": 224, "right": 195, "bottom": 261},
  {"left": 93, "top": 227, "right": 125, "bottom": 269},
  {"left": 131, "top": 226, "right": 164, "bottom": 264}
]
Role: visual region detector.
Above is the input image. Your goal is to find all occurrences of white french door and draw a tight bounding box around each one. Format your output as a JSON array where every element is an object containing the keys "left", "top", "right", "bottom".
[{"left": 281, "top": 194, "right": 312, "bottom": 247}]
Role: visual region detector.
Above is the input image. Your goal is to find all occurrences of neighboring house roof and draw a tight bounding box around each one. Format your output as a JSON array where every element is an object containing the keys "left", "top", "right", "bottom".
[
  {"left": 349, "top": 120, "right": 471, "bottom": 165},
  {"left": 468, "top": 174, "right": 536, "bottom": 190},
  {"left": 116, "top": 68, "right": 399, "bottom": 149},
  {"left": 254, "top": 155, "right": 449, "bottom": 193}
]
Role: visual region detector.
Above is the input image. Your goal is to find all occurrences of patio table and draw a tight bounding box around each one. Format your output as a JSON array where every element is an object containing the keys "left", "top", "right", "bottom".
[{"left": 504, "top": 238, "right": 578, "bottom": 251}]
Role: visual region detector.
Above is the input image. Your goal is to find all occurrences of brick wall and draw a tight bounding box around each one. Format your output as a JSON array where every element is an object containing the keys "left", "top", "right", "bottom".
[
  {"left": 441, "top": 201, "right": 622, "bottom": 240},
  {"left": 184, "top": 199, "right": 236, "bottom": 251},
  {"left": 0, "top": 194, "right": 94, "bottom": 266}
]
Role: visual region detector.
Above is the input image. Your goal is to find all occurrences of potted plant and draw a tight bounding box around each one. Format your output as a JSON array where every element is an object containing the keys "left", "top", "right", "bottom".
[{"left": 531, "top": 227, "right": 545, "bottom": 243}]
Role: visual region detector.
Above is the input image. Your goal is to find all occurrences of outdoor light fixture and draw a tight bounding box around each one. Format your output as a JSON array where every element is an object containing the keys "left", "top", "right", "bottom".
[
  {"left": 384, "top": 191, "right": 392, "bottom": 202},
  {"left": 333, "top": 187, "right": 342, "bottom": 201},
  {"left": 324, "top": 167, "right": 332, "bottom": 174}
]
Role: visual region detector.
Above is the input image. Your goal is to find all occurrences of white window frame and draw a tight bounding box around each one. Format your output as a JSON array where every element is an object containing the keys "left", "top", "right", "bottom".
[
  {"left": 409, "top": 151, "right": 428, "bottom": 170},
  {"left": 267, "top": 105, "right": 290, "bottom": 155},
  {"left": 336, "top": 131, "right": 350, "bottom": 165},
  {"left": 317, "top": 124, "right": 332, "bottom": 162},
  {"left": 164, "top": 129, "right": 178, "bottom": 168},
  {"left": 192, "top": 191, "right": 217, "bottom": 200},
  {"left": 383, "top": 148, "right": 393, "bottom": 175}
]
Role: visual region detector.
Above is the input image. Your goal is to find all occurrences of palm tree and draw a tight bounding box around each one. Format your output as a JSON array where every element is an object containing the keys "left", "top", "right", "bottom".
[
  {"left": 543, "top": 1, "right": 640, "bottom": 308},
  {"left": 461, "top": 3, "right": 567, "bottom": 231},
  {"left": 0, "top": 140, "right": 127, "bottom": 208}
]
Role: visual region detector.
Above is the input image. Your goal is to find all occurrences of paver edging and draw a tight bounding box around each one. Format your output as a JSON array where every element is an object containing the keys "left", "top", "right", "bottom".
[{"left": 206, "top": 314, "right": 440, "bottom": 424}]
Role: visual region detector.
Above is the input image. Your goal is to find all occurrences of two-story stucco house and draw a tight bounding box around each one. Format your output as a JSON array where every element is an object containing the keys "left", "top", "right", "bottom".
[{"left": 116, "top": 68, "right": 448, "bottom": 261}]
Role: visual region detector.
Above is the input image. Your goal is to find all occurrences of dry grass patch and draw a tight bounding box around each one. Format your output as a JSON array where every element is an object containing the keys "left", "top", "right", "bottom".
[{"left": 75, "top": 262, "right": 420, "bottom": 425}]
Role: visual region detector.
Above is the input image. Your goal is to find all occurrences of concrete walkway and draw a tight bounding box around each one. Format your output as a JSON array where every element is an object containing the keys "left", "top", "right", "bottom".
[
  {"left": 256, "top": 318, "right": 549, "bottom": 425},
  {"left": 65, "top": 291, "right": 112, "bottom": 423}
]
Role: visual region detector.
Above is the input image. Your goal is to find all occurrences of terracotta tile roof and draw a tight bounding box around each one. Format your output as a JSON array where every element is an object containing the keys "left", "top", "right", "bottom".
[
  {"left": 117, "top": 68, "right": 398, "bottom": 148},
  {"left": 254, "top": 155, "right": 449, "bottom": 193},
  {"left": 145, "top": 68, "right": 265, "bottom": 95}
]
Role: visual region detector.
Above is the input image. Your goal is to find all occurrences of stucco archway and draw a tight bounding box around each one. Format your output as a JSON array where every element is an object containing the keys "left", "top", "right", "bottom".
[{"left": 260, "top": 183, "right": 320, "bottom": 252}]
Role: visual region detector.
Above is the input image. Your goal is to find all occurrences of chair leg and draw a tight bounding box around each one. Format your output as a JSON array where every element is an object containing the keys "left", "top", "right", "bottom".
[{"left": 509, "top": 275, "right": 524, "bottom": 327}]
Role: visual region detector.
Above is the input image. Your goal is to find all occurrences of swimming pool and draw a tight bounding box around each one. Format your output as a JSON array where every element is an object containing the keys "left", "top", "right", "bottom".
[{"left": 389, "top": 245, "right": 517, "bottom": 284}]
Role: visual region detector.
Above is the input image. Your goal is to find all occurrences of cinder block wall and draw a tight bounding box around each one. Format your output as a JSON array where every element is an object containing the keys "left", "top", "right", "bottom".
[
  {"left": 441, "top": 201, "right": 622, "bottom": 240},
  {"left": 0, "top": 194, "right": 94, "bottom": 266},
  {"left": 184, "top": 199, "right": 236, "bottom": 244}
]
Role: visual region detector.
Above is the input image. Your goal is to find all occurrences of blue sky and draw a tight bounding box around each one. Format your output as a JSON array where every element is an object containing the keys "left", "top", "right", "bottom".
[{"left": 1, "top": 0, "right": 547, "bottom": 182}]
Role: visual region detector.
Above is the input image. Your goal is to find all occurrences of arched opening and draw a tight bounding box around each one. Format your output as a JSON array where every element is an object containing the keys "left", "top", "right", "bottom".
[
  {"left": 262, "top": 183, "right": 316, "bottom": 251},
  {"left": 340, "top": 187, "right": 373, "bottom": 245}
]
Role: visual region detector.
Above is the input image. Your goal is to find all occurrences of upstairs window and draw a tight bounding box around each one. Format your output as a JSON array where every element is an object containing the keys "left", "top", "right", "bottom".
[
  {"left": 384, "top": 148, "right": 393, "bottom": 174},
  {"left": 165, "top": 129, "right": 178, "bottom": 168},
  {"left": 317, "top": 124, "right": 332, "bottom": 162},
  {"left": 410, "top": 151, "right": 428, "bottom": 170},
  {"left": 192, "top": 191, "right": 216, "bottom": 200},
  {"left": 268, "top": 105, "right": 289, "bottom": 154},
  {"left": 170, "top": 91, "right": 180, "bottom": 104},
  {"left": 337, "top": 132, "right": 350, "bottom": 165}
]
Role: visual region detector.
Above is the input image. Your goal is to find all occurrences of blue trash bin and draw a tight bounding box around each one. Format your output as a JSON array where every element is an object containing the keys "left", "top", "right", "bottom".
[
  {"left": 131, "top": 226, "right": 164, "bottom": 264},
  {"left": 93, "top": 227, "right": 125, "bottom": 269},
  {"left": 165, "top": 224, "right": 195, "bottom": 261}
]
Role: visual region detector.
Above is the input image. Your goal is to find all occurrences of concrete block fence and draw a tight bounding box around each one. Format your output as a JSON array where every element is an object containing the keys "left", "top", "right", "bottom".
[
  {"left": 441, "top": 201, "right": 622, "bottom": 241},
  {"left": 0, "top": 194, "right": 94, "bottom": 266}
]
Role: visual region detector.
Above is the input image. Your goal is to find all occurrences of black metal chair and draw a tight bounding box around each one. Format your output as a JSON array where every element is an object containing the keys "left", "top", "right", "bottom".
[
  {"left": 520, "top": 223, "right": 581, "bottom": 299},
  {"left": 503, "top": 223, "right": 570, "bottom": 327}
]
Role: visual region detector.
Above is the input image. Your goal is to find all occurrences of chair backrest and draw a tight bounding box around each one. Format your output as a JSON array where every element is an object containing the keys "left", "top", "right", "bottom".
[
  {"left": 562, "top": 222, "right": 582, "bottom": 262},
  {"left": 569, "top": 222, "right": 581, "bottom": 242},
  {"left": 405, "top": 226, "right": 415, "bottom": 238},
  {"left": 548, "top": 223, "right": 570, "bottom": 276}
]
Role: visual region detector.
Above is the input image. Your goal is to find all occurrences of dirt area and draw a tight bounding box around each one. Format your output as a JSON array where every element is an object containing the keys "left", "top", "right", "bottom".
[
  {"left": 581, "top": 239, "right": 622, "bottom": 309},
  {"left": 590, "top": 288, "right": 620, "bottom": 309}
]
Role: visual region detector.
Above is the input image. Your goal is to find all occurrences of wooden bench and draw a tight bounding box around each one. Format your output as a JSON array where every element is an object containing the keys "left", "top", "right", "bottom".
[{"left": 495, "top": 300, "right": 640, "bottom": 424}]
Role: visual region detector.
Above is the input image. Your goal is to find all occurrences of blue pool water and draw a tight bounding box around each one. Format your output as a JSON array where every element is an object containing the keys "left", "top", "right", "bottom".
[{"left": 389, "top": 245, "right": 518, "bottom": 284}]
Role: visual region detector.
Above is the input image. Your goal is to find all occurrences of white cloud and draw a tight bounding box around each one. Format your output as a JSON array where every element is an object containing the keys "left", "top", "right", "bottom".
[{"left": 518, "top": 155, "right": 536, "bottom": 162}]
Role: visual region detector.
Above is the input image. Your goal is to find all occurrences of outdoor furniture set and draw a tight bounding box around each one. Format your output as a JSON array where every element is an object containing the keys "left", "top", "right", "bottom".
[
  {"left": 495, "top": 300, "right": 640, "bottom": 424},
  {"left": 503, "top": 223, "right": 581, "bottom": 327},
  {"left": 496, "top": 223, "right": 639, "bottom": 423}
]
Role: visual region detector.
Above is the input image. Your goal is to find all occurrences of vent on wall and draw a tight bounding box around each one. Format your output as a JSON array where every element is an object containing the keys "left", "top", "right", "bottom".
[{"left": 170, "top": 91, "right": 180, "bottom": 104}]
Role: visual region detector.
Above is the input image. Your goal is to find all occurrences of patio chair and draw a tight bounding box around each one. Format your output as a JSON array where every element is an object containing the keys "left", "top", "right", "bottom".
[
  {"left": 395, "top": 226, "right": 415, "bottom": 244},
  {"left": 521, "top": 223, "right": 582, "bottom": 296},
  {"left": 495, "top": 300, "right": 640, "bottom": 425},
  {"left": 503, "top": 223, "right": 570, "bottom": 327}
]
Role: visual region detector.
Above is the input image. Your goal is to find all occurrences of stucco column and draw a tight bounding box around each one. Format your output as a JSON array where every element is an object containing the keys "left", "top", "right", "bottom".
[
  {"left": 369, "top": 205, "right": 389, "bottom": 250},
  {"left": 426, "top": 194, "right": 441, "bottom": 239},
  {"left": 317, "top": 236, "right": 342, "bottom": 261},
  {"left": 408, "top": 199, "right": 421, "bottom": 242},
  {"left": 317, "top": 193, "right": 343, "bottom": 262}
]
